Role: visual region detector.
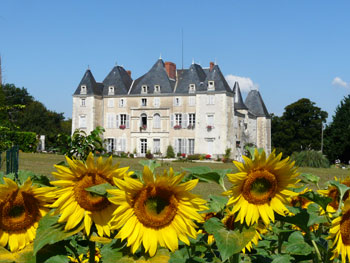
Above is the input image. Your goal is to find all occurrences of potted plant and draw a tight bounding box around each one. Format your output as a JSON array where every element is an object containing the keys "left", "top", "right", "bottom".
[
  {"left": 205, "top": 154, "right": 211, "bottom": 160},
  {"left": 206, "top": 125, "right": 213, "bottom": 131},
  {"left": 119, "top": 125, "right": 126, "bottom": 130},
  {"left": 187, "top": 124, "right": 195, "bottom": 129},
  {"left": 174, "top": 124, "right": 182, "bottom": 130}
]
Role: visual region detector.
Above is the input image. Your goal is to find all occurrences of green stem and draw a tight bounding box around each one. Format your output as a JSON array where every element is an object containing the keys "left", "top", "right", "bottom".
[
  {"left": 311, "top": 240, "right": 321, "bottom": 263},
  {"left": 65, "top": 243, "right": 82, "bottom": 263},
  {"left": 88, "top": 240, "right": 96, "bottom": 263}
]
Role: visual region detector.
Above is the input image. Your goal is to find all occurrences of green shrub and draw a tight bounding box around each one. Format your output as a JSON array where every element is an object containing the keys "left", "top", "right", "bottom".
[
  {"left": 0, "top": 129, "right": 37, "bottom": 152},
  {"left": 145, "top": 150, "right": 153, "bottom": 159},
  {"left": 291, "top": 150, "right": 330, "bottom": 168},
  {"left": 166, "top": 145, "right": 175, "bottom": 158},
  {"left": 187, "top": 154, "right": 201, "bottom": 161}
]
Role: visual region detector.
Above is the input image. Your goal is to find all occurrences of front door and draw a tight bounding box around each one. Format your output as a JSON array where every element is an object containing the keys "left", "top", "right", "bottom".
[{"left": 140, "top": 139, "right": 147, "bottom": 156}]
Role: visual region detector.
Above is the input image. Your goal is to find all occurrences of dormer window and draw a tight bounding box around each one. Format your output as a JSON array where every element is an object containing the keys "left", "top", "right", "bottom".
[
  {"left": 154, "top": 85, "right": 160, "bottom": 93},
  {"left": 80, "top": 85, "right": 87, "bottom": 94},
  {"left": 141, "top": 85, "right": 148, "bottom": 94},
  {"left": 208, "top": 81, "right": 215, "bottom": 91},
  {"left": 108, "top": 86, "right": 114, "bottom": 95},
  {"left": 189, "top": 84, "right": 196, "bottom": 93}
]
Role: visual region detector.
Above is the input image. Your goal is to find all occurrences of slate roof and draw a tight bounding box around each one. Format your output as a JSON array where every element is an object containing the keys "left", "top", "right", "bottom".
[
  {"left": 129, "top": 59, "right": 175, "bottom": 94},
  {"left": 102, "top": 66, "right": 132, "bottom": 95},
  {"left": 74, "top": 69, "right": 103, "bottom": 96},
  {"left": 199, "top": 65, "right": 232, "bottom": 93},
  {"left": 175, "top": 63, "right": 206, "bottom": 93},
  {"left": 245, "top": 90, "right": 270, "bottom": 117},
  {"left": 233, "top": 82, "right": 248, "bottom": 110}
]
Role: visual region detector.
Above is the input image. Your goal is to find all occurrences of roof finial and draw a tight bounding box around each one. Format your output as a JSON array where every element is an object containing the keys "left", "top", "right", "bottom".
[
  {"left": 115, "top": 61, "right": 118, "bottom": 66},
  {"left": 87, "top": 65, "right": 90, "bottom": 70},
  {"left": 214, "top": 58, "right": 217, "bottom": 65},
  {"left": 159, "top": 53, "right": 162, "bottom": 60},
  {"left": 192, "top": 58, "right": 194, "bottom": 64}
]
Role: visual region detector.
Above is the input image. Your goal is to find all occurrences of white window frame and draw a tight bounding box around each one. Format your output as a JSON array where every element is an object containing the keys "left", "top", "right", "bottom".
[
  {"left": 107, "top": 98, "right": 114, "bottom": 108},
  {"left": 189, "top": 84, "right": 196, "bottom": 93},
  {"left": 188, "top": 139, "right": 195, "bottom": 155},
  {"left": 188, "top": 113, "right": 195, "bottom": 127},
  {"left": 154, "top": 85, "right": 160, "bottom": 93},
  {"left": 108, "top": 86, "right": 114, "bottom": 95},
  {"left": 119, "top": 98, "right": 126, "bottom": 108},
  {"left": 207, "top": 114, "right": 214, "bottom": 126},
  {"left": 153, "top": 97, "right": 160, "bottom": 107},
  {"left": 208, "top": 81, "right": 215, "bottom": 91},
  {"left": 153, "top": 113, "right": 161, "bottom": 129},
  {"left": 189, "top": 96, "right": 195, "bottom": 106},
  {"left": 153, "top": 138, "right": 161, "bottom": 153},
  {"left": 107, "top": 138, "right": 115, "bottom": 153},
  {"left": 175, "top": 113, "right": 182, "bottom": 126},
  {"left": 174, "top": 97, "right": 182, "bottom": 106},
  {"left": 141, "top": 98, "right": 147, "bottom": 107},
  {"left": 81, "top": 98, "right": 86, "bottom": 107},
  {"left": 107, "top": 113, "right": 114, "bottom": 128},
  {"left": 141, "top": 85, "right": 148, "bottom": 94},
  {"left": 80, "top": 85, "right": 87, "bottom": 95},
  {"left": 207, "top": 95, "right": 215, "bottom": 105},
  {"left": 79, "top": 115, "right": 87, "bottom": 128}
]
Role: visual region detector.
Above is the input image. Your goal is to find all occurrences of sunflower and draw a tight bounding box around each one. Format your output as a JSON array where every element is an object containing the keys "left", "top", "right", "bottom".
[
  {"left": 51, "top": 153, "right": 131, "bottom": 237},
  {"left": 0, "top": 177, "right": 56, "bottom": 252},
  {"left": 290, "top": 188, "right": 312, "bottom": 210},
  {"left": 329, "top": 200, "right": 350, "bottom": 263},
  {"left": 319, "top": 177, "right": 350, "bottom": 214},
  {"left": 107, "top": 167, "right": 207, "bottom": 257},
  {"left": 224, "top": 149, "right": 299, "bottom": 226}
]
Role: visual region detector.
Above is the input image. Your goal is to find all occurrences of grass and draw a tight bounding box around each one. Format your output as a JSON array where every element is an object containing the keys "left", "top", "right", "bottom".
[{"left": 1, "top": 152, "right": 349, "bottom": 197}]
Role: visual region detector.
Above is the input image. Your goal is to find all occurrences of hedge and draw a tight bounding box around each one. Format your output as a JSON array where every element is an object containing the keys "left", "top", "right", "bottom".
[{"left": 0, "top": 130, "right": 38, "bottom": 152}]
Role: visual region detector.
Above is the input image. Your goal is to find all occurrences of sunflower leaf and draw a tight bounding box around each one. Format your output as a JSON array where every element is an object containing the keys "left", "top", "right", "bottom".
[
  {"left": 300, "top": 191, "right": 332, "bottom": 212},
  {"left": 203, "top": 218, "right": 256, "bottom": 262},
  {"left": 34, "top": 214, "right": 84, "bottom": 255},
  {"left": 330, "top": 180, "right": 350, "bottom": 207},
  {"left": 285, "top": 231, "right": 313, "bottom": 255},
  {"left": 85, "top": 183, "right": 116, "bottom": 196},
  {"left": 271, "top": 254, "right": 294, "bottom": 263},
  {"left": 300, "top": 173, "right": 320, "bottom": 185},
  {"left": 207, "top": 195, "right": 228, "bottom": 213},
  {"left": 275, "top": 210, "right": 310, "bottom": 233}
]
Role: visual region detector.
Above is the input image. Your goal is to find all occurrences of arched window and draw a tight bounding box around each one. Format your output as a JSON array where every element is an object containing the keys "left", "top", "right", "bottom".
[
  {"left": 140, "top": 113, "right": 147, "bottom": 129},
  {"left": 153, "top": 114, "right": 161, "bottom": 129}
]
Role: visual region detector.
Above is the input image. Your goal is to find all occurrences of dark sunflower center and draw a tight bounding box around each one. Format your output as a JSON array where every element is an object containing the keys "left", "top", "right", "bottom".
[
  {"left": 74, "top": 173, "right": 112, "bottom": 212},
  {"left": 242, "top": 170, "right": 277, "bottom": 205},
  {"left": 133, "top": 185, "right": 178, "bottom": 229},
  {"left": 0, "top": 190, "right": 40, "bottom": 232},
  {"left": 146, "top": 197, "right": 169, "bottom": 215},
  {"left": 328, "top": 187, "right": 340, "bottom": 210},
  {"left": 224, "top": 215, "right": 235, "bottom": 231},
  {"left": 340, "top": 210, "right": 350, "bottom": 245},
  {"left": 291, "top": 196, "right": 309, "bottom": 209}
]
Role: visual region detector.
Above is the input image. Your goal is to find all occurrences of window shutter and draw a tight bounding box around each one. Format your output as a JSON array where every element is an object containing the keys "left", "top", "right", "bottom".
[
  {"left": 171, "top": 114, "right": 174, "bottom": 128},
  {"left": 126, "top": 115, "right": 130, "bottom": 128},
  {"left": 183, "top": 139, "right": 187, "bottom": 154},
  {"left": 121, "top": 138, "right": 126, "bottom": 152},
  {"left": 116, "top": 115, "right": 119, "bottom": 128},
  {"left": 174, "top": 138, "right": 178, "bottom": 154},
  {"left": 183, "top": 113, "right": 188, "bottom": 128}
]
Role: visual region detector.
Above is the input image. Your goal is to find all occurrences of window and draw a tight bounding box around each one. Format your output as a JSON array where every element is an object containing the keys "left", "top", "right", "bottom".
[
  {"left": 188, "top": 113, "right": 195, "bottom": 128},
  {"left": 116, "top": 114, "right": 129, "bottom": 128},
  {"left": 154, "top": 85, "right": 160, "bottom": 93},
  {"left": 140, "top": 113, "right": 147, "bottom": 129},
  {"left": 119, "top": 98, "right": 126, "bottom": 108},
  {"left": 153, "top": 114, "right": 161, "bottom": 129},
  {"left": 208, "top": 81, "right": 215, "bottom": 91},
  {"left": 174, "top": 97, "right": 181, "bottom": 106},
  {"left": 107, "top": 113, "right": 114, "bottom": 128},
  {"left": 117, "top": 138, "right": 126, "bottom": 152},
  {"left": 81, "top": 99, "right": 86, "bottom": 107},
  {"left": 189, "top": 96, "right": 195, "bottom": 106},
  {"left": 188, "top": 139, "right": 195, "bottom": 155},
  {"left": 108, "top": 86, "right": 114, "bottom": 95},
  {"left": 175, "top": 114, "right": 182, "bottom": 126},
  {"left": 79, "top": 115, "right": 86, "bottom": 128},
  {"left": 141, "top": 85, "right": 148, "bottom": 94},
  {"left": 153, "top": 97, "right": 160, "bottom": 107},
  {"left": 107, "top": 138, "right": 115, "bottom": 153},
  {"left": 207, "top": 95, "right": 215, "bottom": 105},
  {"left": 175, "top": 138, "right": 187, "bottom": 154},
  {"left": 189, "top": 84, "right": 196, "bottom": 93},
  {"left": 153, "top": 139, "right": 160, "bottom": 153},
  {"left": 80, "top": 85, "right": 87, "bottom": 94},
  {"left": 141, "top": 98, "right": 147, "bottom": 107},
  {"left": 207, "top": 114, "right": 214, "bottom": 126},
  {"left": 107, "top": 98, "right": 114, "bottom": 108}
]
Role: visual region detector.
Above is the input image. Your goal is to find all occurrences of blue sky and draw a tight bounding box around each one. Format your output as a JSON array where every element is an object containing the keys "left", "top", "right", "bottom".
[{"left": 1, "top": 1, "right": 350, "bottom": 122}]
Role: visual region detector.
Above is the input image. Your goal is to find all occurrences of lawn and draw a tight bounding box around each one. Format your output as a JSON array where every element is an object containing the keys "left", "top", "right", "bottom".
[{"left": 1, "top": 152, "right": 349, "bottom": 197}]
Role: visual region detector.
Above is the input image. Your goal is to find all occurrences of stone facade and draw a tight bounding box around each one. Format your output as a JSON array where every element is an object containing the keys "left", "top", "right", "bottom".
[{"left": 72, "top": 59, "right": 271, "bottom": 159}]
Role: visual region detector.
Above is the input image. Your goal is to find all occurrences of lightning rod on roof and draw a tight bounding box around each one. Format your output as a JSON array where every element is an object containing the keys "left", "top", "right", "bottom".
[{"left": 181, "top": 28, "right": 184, "bottom": 70}]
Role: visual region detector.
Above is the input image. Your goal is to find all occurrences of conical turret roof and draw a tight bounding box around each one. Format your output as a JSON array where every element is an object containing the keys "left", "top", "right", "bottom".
[
  {"left": 233, "top": 82, "right": 248, "bottom": 110},
  {"left": 74, "top": 69, "right": 103, "bottom": 95},
  {"left": 245, "top": 90, "right": 270, "bottom": 117}
]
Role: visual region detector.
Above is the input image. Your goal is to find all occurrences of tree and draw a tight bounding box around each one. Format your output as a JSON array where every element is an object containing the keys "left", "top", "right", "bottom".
[
  {"left": 272, "top": 98, "right": 328, "bottom": 156},
  {"left": 324, "top": 95, "right": 350, "bottom": 163}
]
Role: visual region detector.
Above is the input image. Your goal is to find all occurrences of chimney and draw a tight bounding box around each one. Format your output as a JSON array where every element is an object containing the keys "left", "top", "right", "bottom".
[
  {"left": 164, "top": 62, "right": 176, "bottom": 79},
  {"left": 210, "top": 61, "right": 214, "bottom": 72},
  {"left": 126, "top": 70, "right": 132, "bottom": 77}
]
